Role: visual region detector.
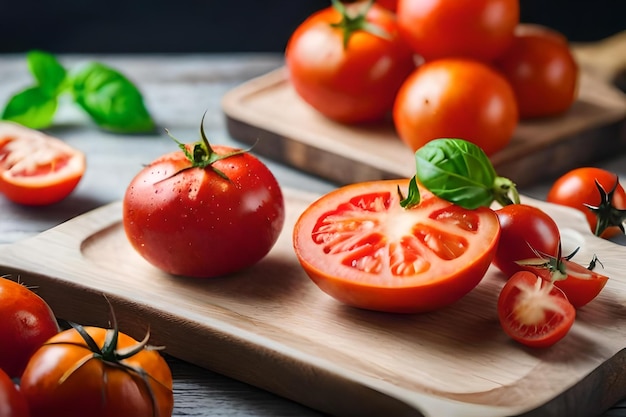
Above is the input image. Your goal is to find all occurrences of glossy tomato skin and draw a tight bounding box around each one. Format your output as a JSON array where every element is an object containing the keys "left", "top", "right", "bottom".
[
  {"left": 494, "top": 24, "right": 579, "bottom": 119},
  {"left": 0, "top": 122, "right": 85, "bottom": 206},
  {"left": 0, "top": 277, "right": 59, "bottom": 379},
  {"left": 123, "top": 145, "right": 285, "bottom": 278},
  {"left": 397, "top": 0, "right": 519, "bottom": 62},
  {"left": 393, "top": 58, "right": 518, "bottom": 156},
  {"left": 526, "top": 259, "right": 609, "bottom": 309},
  {"left": 0, "top": 367, "right": 30, "bottom": 417},
  {"left": 498, "top": 270, "right": 575, "bottom": 348},
  {"left": 20, "top": 327, "right": 173, "bottom": 417},
  {"left": 285, "top": 2, "right": 415, "bottom": 124},
  {"left": 293, "top": 179, "right": 501, "bottom": 313},
  {"left": 377, "top": 0, "right": 398, "bottom": 12},
  {"left": 546, "top": 167, "right": 626, "bottom": 238},
  {"left": 493, "top": 204, "right": 561, "bottom": 278}
]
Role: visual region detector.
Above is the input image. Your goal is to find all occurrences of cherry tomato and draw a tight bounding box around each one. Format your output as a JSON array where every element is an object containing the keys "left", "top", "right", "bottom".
[
  {"left": 525, "top": 257, "right": 609, "bottom": 309},
  {"left": 20, "top": 326, "right": 173, "bottom": 417},
  {"left": 376, "top": 0, "right": 397, "bottom": 12},
  {"left": 498, "top": 270, "right": 575, "bottom": 348},
  {"left": 546, "top": 167, "right": 626, "bottom": 238},
  {"left": 0, "top": 122, "right": 85, "bottom": 206},
  {"left": 0, "top": 367, "right": 29, "bottom": 417},
  {"left": 285, "top": 1, "right": 415, "bottom": 123},
  {"left": 393, "top": 58, "right": 518, "bottom": 156},
  {"left": 123, "top": 123, "right": 285, "bottom": 278},
  {"left": 0, "top": 277, "right": 59, "bottom": 379},
  {"left": 293, "top": 179, "right": 501, "bottom": 313},
  {"left": 396, "top": 0, "right": 519, "bottom": 62},
  {"left": 494, "top": 23, "right": 579, "bottom": 119},
  {"left": 493, "top": 204, "right": 561, "bottom": 278}
]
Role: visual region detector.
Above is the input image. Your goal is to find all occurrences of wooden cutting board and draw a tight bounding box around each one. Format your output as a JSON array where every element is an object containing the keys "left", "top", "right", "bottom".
[
  {"left": 1, "top": 188, "right": 626, "bottom": 417},
  {"left": 222, "top": 62, "right": 626, "bottom": 188}
]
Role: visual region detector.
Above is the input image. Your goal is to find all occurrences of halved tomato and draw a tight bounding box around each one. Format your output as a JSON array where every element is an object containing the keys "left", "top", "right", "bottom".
[
  {"left": 0, "top": 122, "right": 85, "bottom": 206},
  {"left": 498, "top": 270, "right": 575, "bottom": 348},
  {"left": 523, "top": 256, "right": 609, "bottom": 309},
  {"left": 292, "top": 179, "right": 501, "bottom": 313}
]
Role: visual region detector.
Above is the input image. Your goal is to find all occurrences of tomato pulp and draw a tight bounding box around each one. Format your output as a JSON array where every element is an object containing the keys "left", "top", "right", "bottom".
[
  {"left": 0, "top": 122, "right": 85, "bottom": 205},
  {"left": 293, "top": 179, "right": 501, "bottom": 313}
]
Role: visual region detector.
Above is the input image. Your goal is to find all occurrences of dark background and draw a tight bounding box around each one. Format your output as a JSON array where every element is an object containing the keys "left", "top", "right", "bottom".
[{"left": 0, "top": 0, "right": 624, "bottom": 54}]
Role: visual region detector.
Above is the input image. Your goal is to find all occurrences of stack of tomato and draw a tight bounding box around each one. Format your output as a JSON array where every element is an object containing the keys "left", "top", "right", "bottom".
[
  {"left": 285, "top": 0, "right": 579, "bottom": 156},
  {"left": 0, "top": 277, "right": 174, "bottom": 417}
]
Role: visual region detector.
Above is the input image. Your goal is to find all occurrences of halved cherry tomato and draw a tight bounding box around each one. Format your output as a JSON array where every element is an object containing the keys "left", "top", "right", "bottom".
[
  {"left": 0, "top": 367, "right": 30, "bottom": 417},
  {"left": 0, "top": 276, "right": 59, "bottom": 379},
  {"left": 522, "top": 255, "right": 609, "bottom": 309},
  {"left": 546, "top": 167, "right": 626, "bottom": 239},
  {"left": 293, "top": 179, "right": 501, "bottom": 313},
  {"left": 498, "top": 270, "right": 575, "bottom": 348},
  {"left": 396, "top": 0, "right": 519, "bottom": 62},
  {"left": 392, "top": 58, "right": 518, "bottom": 156},
  {"left": 0, "top": 122, "right": 85, "bottom": 206},
  {"left": 285, "top": 1, "right": 415, "bottom": 123},
  {"left": 493, "top": 204, "right": 561, "bottom": 278},
  {"left": 494, "top": 23, "right": 579, "bottom": 119}
]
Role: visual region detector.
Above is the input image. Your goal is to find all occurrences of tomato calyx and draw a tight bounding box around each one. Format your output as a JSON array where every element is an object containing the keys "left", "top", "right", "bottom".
[
  {"left": 166, "top": 112, "right": 250, "bottom": 181},
  {"left": 47, "top": 300, "right": 169, "bottom": 417},
  {"left": 517, "top": 243, "right": 602, "bottom": 283},
  {"left": 584, "top": 176, "right": 626, "bottom": 237},
  {"left": 330, "top": 0, "right": 389, "bottom": 48}
]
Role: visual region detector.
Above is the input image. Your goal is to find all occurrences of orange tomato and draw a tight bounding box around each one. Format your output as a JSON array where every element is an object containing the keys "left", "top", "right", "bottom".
[
  {"left": 393, "top": 58, "right": 518, "bottom": 156},
  {"left": 20, "top": 326, "right": 173, "bottom": 417}
]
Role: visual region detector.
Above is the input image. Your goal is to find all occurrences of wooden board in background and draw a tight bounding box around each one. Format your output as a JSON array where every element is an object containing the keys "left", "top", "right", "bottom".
[
  {"left": 1, "top": 189, "right": 626, "bottom": 417},
  {"left": 222, "top": 67, "right": 626, "bottom": 188}
]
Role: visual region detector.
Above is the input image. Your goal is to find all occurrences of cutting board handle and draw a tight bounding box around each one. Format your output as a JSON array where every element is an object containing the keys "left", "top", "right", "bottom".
[{"left": 572, "top": 30, "right": 626, "bottom": 92}]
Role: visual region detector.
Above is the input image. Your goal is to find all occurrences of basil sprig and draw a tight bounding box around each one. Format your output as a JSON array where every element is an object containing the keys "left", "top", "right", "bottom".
[
  {"left": 409, "top": 138, "right": 519, "bottom": 210},
  {"left": 1, "top": 50, "right": 155, "bottom": 133}
]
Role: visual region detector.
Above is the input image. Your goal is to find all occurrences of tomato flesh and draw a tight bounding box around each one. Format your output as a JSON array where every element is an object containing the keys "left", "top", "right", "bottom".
[
  {"left": 498, "top": 271, "right": 575, "bottom": 348},
  {"left": 525, "top": 259, "right": 609, "bottom": 309},
  {"left": 0, "top": 122, "right": 85, "bottom": 206},
  {"left": 293, "top": 179, "right": 501, "bottom": 313}
]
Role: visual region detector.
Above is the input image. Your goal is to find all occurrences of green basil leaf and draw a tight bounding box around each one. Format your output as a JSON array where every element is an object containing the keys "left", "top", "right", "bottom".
[
  {"left": 71, "top": 62, "right": 155, "bottom": 133},
  {"left": 1, "top": 86, "right": 58, "bottom": 129},
  {"left": 415, "top": 138, "right": 500, "bottom": 209},
  {"left": 27, "top": 50, "right": 67, "bottom": 96}
]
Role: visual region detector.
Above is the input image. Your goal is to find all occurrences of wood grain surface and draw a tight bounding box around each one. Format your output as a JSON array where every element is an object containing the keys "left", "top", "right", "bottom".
[
  {"left": 1, "top": 188, "right": 626, "bottom": 417},
  {"left": 222, "top": 67, "right": 626, "bottom": 188}
]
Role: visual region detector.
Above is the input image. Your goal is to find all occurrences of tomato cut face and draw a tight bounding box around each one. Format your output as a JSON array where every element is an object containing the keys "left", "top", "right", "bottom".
[
  {"left": 293, "top": 179, "right": 501, "bottom": 313},
  {"left": 0, "top": 122, "right": 85, "bottom": 205},
  {"left": 498, "top": 271, "right": 575, "bottom": 348}
]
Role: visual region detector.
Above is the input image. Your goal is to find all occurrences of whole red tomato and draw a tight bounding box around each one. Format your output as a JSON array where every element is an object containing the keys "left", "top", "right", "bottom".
[
  {"left": 20, "top": 325, "right": 173, "bottom": 417},
  {"left": 293, "top": 179, "right": 501, "bottom": 313},
  {"left": 123, "top": 121, "right": 285, "bottom": 278},
  {"left": 0, "top": 122, "right": 85, "bottom": 206},
  {"left": 493, "top": 204, "right": 561, "bottom": 278},
  {"left": 546, "top": 167, "right": 626, "bottom": 238},
  {"left": 0, "top": 277, "right": 59, "bottom": 378},
  {"left": 393, "top": 58, "right": 518, "bottom": 156},
  {"left": 396, "top": 0, "right": 519, "bottom": 62},
  {"left": 0, "top": 367, "right": 29, "bottom": 417},
  {"left": 285, "top": 0, "right": 415, "bottom": 123},
  {"left": 494, "top": 24, "right": 579, "bottom": 119}
]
